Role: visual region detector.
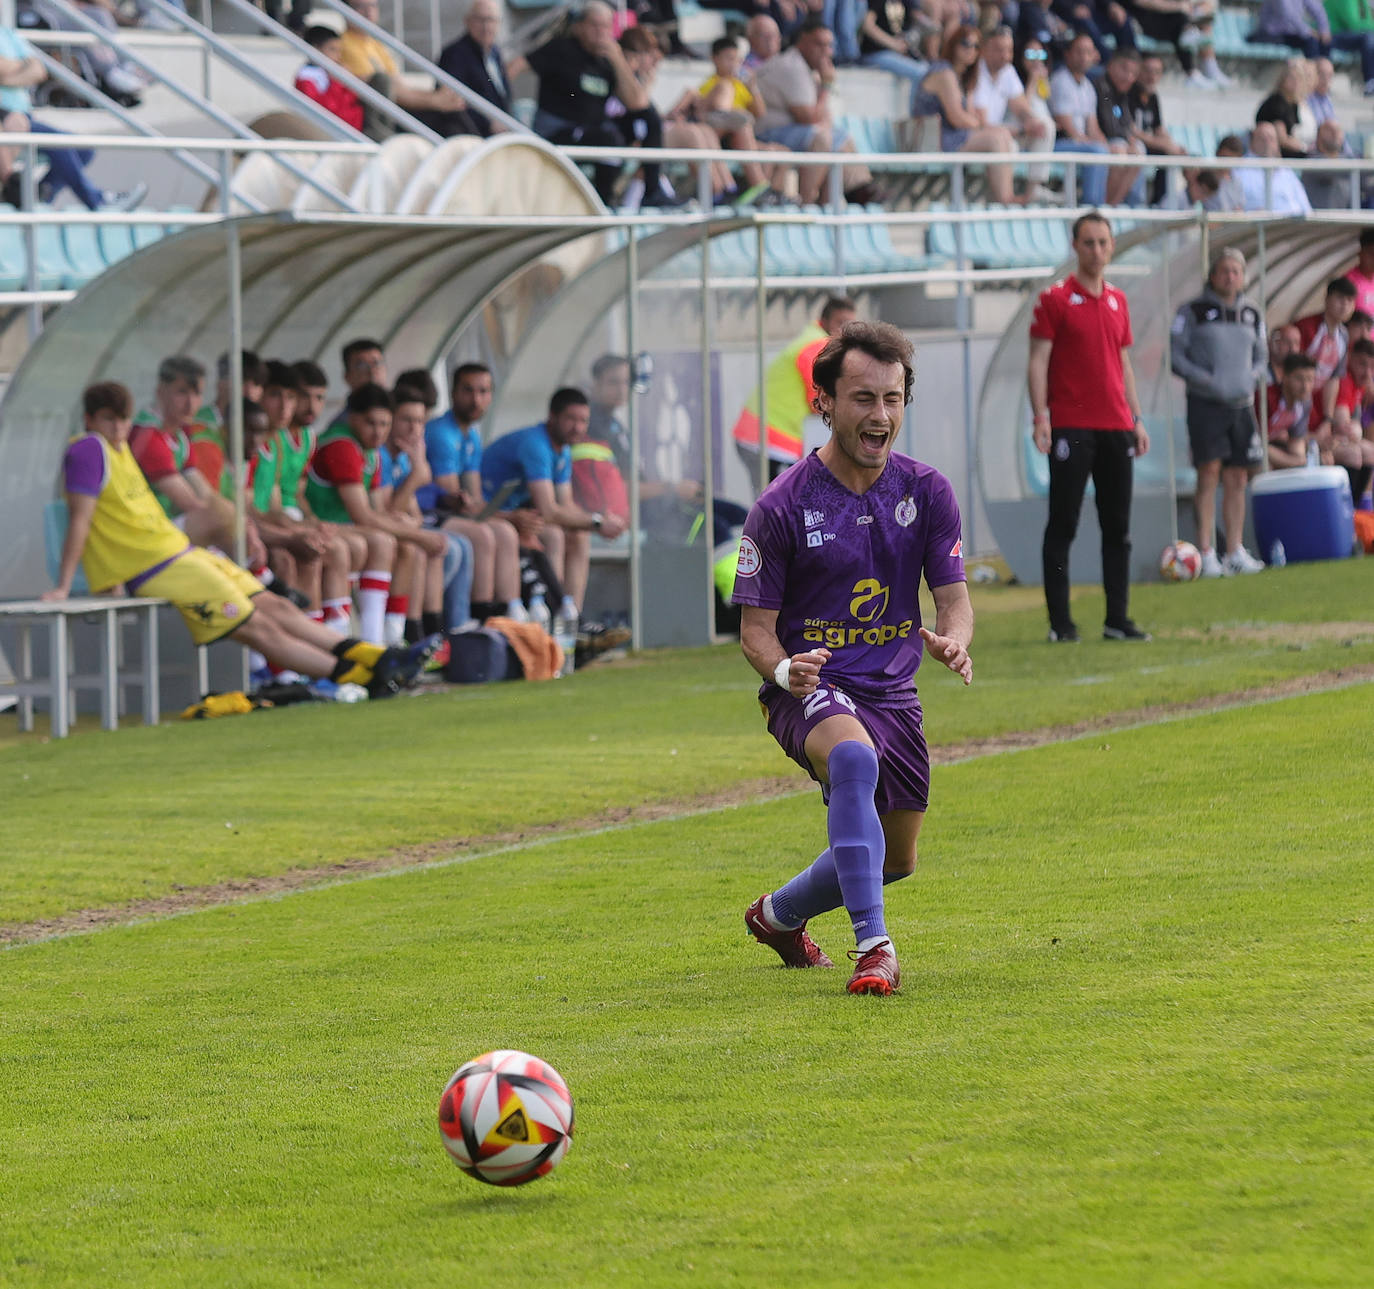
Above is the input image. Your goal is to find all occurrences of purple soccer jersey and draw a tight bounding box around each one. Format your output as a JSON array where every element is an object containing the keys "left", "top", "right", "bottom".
[{"left": 731, "top": 449, "right": 966, "bottom": 706}]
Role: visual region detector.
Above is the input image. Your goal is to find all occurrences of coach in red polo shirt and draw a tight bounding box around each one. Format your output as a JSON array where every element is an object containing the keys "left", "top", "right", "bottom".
[{"left": 1027, "top": 212, "right": 1151, "bottom": 644}]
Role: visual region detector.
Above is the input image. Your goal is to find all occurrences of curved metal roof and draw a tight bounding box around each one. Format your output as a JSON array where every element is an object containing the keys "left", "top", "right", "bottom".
[{"left": 0, "top": 176, "right": 755, "bottom": 597}]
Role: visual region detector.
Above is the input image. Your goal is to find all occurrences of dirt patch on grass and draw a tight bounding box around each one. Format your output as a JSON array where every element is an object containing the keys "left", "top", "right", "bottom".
[
  {"left": 6, "top": 664, "right": 1372, "bottom": 947},
  {"left": 1169, "top": 621, "right": 1374, "bottom": 645}
]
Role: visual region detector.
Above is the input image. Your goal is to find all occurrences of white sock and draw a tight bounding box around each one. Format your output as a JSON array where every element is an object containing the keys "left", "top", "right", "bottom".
[
  {"left": 383, "top": 613, "right": 406, "bottom": 646},
  {"left": 760, "top": 893, "right": 793, "bottom": 931},
  {"left": 358, "top": 569, "right": 390, "bottom": 644},
  {"left": 856, "top": 935, "right": 890, "bottom": 953},
  {"left": 1201, "top": 54, "right": 1221, "bottom": 76},
  {"left": 622, "top": 177, "right": 645, "bottom": 211}
]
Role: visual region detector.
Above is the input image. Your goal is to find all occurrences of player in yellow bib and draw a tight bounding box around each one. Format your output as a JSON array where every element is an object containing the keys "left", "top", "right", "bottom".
[
  {"left": 42, "top": 382, "right": 425, "bottom": 698},
  {"left": 732, "top": 296, "right": 856, "bottom": 488}
]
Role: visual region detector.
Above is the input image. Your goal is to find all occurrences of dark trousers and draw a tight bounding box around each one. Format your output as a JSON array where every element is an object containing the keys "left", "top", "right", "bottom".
[
  {"left": 1042, "top": 429, "right": 1135, "bottom": 632},
  {"left": 535, "top": 110, "right": 660, "bottom": 205},
  {"left": 28, "top": 120, "right": 102, "bottom": 211}
]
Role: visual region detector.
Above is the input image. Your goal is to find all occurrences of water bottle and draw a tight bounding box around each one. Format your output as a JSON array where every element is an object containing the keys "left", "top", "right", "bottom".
[
  {"left": 553, "top": 605, "right": 578, "bottom": 677},
  {"left": 1306, "top": 439, "right": 1321, "bottom": 468},
  {"left": 1269, "top": 539, "right": 1287, "bottom": 568},
  {"left": 528, "top": 591, "right": 550, "bottom": 632}
]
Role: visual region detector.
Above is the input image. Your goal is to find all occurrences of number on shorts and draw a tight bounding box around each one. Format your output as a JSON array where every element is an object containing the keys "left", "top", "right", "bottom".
[{"left": 803, "top": 687, "right": 856, "bottom": 720}]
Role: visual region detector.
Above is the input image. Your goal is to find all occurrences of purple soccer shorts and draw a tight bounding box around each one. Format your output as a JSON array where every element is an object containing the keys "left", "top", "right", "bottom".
[{"left": 759, "top": 682, "right": 930, "bottom": 813}]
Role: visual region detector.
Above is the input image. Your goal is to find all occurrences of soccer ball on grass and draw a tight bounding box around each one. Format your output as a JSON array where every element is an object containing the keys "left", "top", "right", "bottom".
[
  {"left": 438, "top": 1049, "right": 574, "bottom": 1186},
  {"left": 1159, "top": 540, "right": 1202, "bottom": 582}
]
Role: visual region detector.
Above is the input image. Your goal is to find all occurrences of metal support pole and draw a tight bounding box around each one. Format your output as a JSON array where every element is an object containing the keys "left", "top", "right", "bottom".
[
  {"left": 1256, "top": 221, "right": 1271, "bottom": 473},
  {"left": 755, "top": 220, "right": 768, "bottom": 497},
  {"left": 199, "top": 0, "right": 212, "bottom": 99},
  {"left": 1159, "top": 231, "right": 1180, "bottom": 545},
  {"left": 626, "top": 226, "right": 643, "bottom": 652},
  {"left": 700, "top": 217, "right": 717, "bottom": 641},
  {"left": 20, "top": 135, "right": 40, "bottom": 339},
  {"left": 828, "top": 161, "right": 844, "bottom": 281}
]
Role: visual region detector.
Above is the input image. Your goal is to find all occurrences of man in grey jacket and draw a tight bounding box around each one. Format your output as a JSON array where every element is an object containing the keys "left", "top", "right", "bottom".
[{"left": 1170, "top": 247, "right": 1270, "bottom": 577}]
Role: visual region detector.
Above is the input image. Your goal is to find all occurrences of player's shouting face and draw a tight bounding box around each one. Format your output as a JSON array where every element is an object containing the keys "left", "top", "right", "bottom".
[{"left": 818, "top": 350, "right": 907, "bottom": 478}]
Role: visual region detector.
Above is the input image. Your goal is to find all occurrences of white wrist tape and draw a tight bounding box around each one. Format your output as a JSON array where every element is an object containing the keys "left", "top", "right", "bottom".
[{"left": 773, "top": 657, "right": 792, "bottom": 689}]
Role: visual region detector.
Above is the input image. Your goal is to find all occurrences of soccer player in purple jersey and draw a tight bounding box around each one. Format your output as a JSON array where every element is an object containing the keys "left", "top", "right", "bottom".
[{"left": 732, "top": 321, "right": 974, "bottom": 996}]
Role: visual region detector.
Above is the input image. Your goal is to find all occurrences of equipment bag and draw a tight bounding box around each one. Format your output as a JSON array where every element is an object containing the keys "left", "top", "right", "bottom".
[{"left": 442, "top": 627, "right": 522, "bottom": 684}]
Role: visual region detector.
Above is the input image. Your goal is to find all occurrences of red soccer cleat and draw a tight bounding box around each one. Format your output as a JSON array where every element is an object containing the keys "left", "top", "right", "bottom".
[
  {"left": 744, "top": 896, "right": 834, "bottom": 968},
  {"left": 846, "top": 940, "right": 900, "bottom": 995}
]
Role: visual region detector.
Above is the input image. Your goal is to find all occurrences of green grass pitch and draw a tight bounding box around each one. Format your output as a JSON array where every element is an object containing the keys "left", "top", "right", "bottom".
[{"left": 2, "top": 562, "right": 1371, "bottom": 1286}]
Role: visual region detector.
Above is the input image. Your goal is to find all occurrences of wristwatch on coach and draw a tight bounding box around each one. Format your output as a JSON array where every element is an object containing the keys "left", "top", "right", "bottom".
[{"left": 590, "top": 512, "right": 604, "bottom": 531}]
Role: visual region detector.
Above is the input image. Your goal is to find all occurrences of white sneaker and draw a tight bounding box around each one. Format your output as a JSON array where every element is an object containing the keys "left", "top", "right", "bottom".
[
  {"left": 1185, "top": 69, "right": 1217, "bottom": 90},
  {"left": 1199, "top": 547, "right": 1224, "bottom": 578},
  {"left": 1223, "top": 546, "right": 1265, "bottom": 575},
  {"left": 1204, "top": 64, "right": 1233, "bottom": 88}
]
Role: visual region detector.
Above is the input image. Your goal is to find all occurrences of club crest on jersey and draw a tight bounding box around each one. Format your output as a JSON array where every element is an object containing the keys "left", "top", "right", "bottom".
[
  {"left": 1107, "top": 295, "right": 1119, "bottom": 311},
  {"left": 807, "top": 531, "right": 823, "bottom": 548},
  {"left": 894, "top": 496, "right": 917, "bottom": 527},
  {"left": 735, "top": 535, "right": 761, "bottom": 577},
  {"left": 222, "top": 602, "right": 240, "bottom": 619}
]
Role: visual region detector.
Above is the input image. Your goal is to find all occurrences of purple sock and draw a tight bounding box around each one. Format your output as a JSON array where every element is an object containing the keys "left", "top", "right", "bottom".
[
  {"left": 826, "top": 740, "right": 887, "bottom": 944},
  {"left": 770, "top": 849, "right": 841, "bottom": 927}
]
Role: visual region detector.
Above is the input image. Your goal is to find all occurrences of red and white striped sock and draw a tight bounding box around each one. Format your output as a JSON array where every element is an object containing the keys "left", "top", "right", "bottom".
[
  {"left": 358, "top": 570, "right": 391, "bottom": 644},
  {"left": 309, "top": 608, "right": 325, "bottom": 624},
  {"left": 323, "top": 597, "right": 352, "bottom": 633},
  {"left": 384, "top": 594, "right": 409, "bottom": 646}
]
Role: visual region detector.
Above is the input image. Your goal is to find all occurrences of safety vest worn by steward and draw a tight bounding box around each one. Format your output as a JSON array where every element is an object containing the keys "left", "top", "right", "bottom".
[{"left": 731, "top": 321, "right": 829, "bottom": 465}]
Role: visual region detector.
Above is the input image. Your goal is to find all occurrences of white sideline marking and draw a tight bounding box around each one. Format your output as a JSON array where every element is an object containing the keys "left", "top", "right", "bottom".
[{"left": 7, "top": 675, "right": 1372, "bottom": 950}]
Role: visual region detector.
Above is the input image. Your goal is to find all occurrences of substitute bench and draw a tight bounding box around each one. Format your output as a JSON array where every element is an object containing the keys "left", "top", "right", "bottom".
[{"left": 0, "top": 597, "right": 174, "bottom": 738}]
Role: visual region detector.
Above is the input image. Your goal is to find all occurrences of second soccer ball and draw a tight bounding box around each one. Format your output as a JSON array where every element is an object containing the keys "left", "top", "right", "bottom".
[{"left": 1159, "top": 541, "right": 1202, "bottom": 582}]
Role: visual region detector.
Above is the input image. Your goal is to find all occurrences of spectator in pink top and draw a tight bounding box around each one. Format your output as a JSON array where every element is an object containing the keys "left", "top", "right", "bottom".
[{"left": 1346, "top": 228, "right": 1374, "bottom": 317}]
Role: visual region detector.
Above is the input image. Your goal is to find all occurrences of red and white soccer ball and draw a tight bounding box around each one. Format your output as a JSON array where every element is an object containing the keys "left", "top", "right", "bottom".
[
  {"left": 438, "top": 1050, "right": 574, "bottom": 1186},
  {"left": 1159, "top": 540, "right": 1202, "bottom": 582}
]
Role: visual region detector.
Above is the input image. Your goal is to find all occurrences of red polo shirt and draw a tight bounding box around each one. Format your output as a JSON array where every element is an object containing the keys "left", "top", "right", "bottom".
[{"left": 1030, "top": 274, "right": 1134, "bottom": 431}]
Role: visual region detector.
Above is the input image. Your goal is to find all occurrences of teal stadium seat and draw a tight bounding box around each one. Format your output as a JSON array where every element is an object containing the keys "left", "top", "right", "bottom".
[
  {"left": 0, "top": 215, "right": 25, "bottom": 290},
  {"left": 97, "top": 221, "right": 136, "bottom": 267},
  {"left": 131, "top": 220, "right": 165, "bottom": 250},
  {"left": 60, "top": 221, "right": 106, "bottom": 289},
  {"left": 0, "top": 204, "right": 64, "bottom": 290},
  {"left": 45, "top": 499, "right": 89, "bottom": 596},
  {"left": 1142, "top": 7, "right": 1358, "bottom": 66}
]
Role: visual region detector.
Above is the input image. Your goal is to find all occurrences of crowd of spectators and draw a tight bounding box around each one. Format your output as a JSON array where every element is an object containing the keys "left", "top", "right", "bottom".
[
  {"left": 65, "top": 335, "right": 644, "bottom": 689},
  {"left": 1253, "top": 230, "right": 1374, "bottom": 507},
  {"left": 289, "top": 0, "right": 1365, "bottom": 213}
]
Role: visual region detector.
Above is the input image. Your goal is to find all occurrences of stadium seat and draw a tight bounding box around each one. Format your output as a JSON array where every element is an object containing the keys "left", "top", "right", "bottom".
[
  {"left": 131, "top": 221, "right": 165, "bottom": 250},
  {"left": 0, "top": 218, "right": 26, "bottom": 290},
  {"left": 97, "top": 221, "right": 136, "bottom": 268},
  {"left": 60, "top": 222, "right": 106, "bottom": 289},
  {"left": 44, "top": 499, "right": 89, "bottom": 595}
]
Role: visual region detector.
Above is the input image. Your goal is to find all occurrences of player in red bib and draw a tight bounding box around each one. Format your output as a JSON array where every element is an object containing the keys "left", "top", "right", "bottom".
[
  {"left": 1028, "top": 213, "right": 1151, "bottom": 644},
  {"left": 130, "top": 354, "right": 271, "bottom": 574}
]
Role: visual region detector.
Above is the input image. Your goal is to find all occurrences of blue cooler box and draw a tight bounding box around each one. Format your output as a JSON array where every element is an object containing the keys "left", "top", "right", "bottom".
[{"left": 1251, "top": 466, "right": 1354, "bottom": 564}]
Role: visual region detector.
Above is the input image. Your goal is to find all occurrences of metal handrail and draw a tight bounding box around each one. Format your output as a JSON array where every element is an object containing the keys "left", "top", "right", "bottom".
[
  {"left": 40, "top": 0, "right": 364, "bottom": 211},
  {"left": 136, "top": 0, "right": 367, "bottom": 144},
  {"left": 28, "top": 46, "right": 246, "bottom": 209},
  {"left": 308, "top": 0, "right": 533, "bottom": 136},
  {"left": 156, "top": 0, "right": 442, "bottom": 146}
]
